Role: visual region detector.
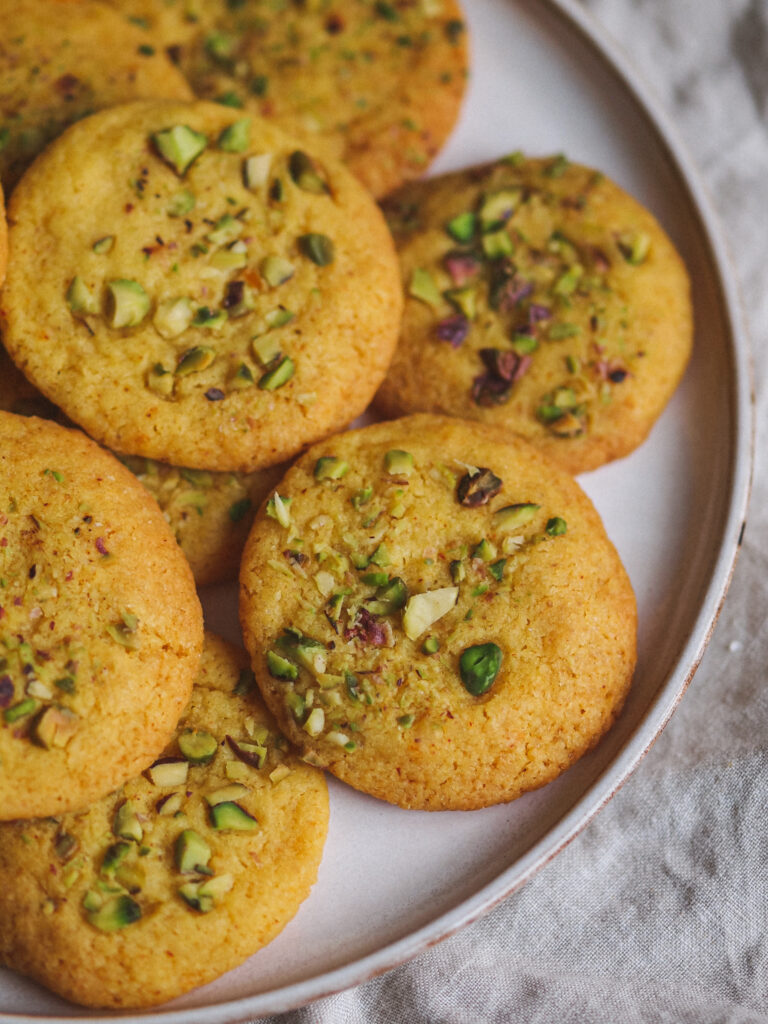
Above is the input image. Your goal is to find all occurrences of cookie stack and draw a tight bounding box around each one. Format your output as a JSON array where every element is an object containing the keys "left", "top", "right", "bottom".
[{"left": 0, "top": 0, "right": 691, "bottom": 1010}]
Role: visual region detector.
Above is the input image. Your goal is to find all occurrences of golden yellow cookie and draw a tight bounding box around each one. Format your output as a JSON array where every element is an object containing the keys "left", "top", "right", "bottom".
[
  {"left": 0, "top": 632, "right": 329, "bottom": 1009},
  {"left": 239, "top": 413, "right": 637, "bottom": 811},
  {"left": 1, "top": 100, "right": 402, "bottom": 471},
  {"left": 377, "top": 154, "right": 693, "bottom": 474},
  {"left": 106, "top": 0, "right": 469, "bottom": 197},
  {"left": 0, "top": 344, "right": 283, "bottom": 585},
  {"left": 0, "top": 411, "right": 203, "bottom": 821},
  {"left": 0, "top": 0, "right": 194, "bottom": 193}
]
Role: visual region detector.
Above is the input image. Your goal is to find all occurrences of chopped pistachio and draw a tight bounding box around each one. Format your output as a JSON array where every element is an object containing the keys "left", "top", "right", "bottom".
[
  {"left": 351, "top": 485, "right": 373, "bottom": 508},
  {"left": 445, "top": 211, "right": 477, "bottom": 243},
  {"left": 488, "top": 558, "right": 507, "bottom": 581},
  {"left": 147, "top": 757, "right": 189, "bottom": 787},
  {"left": 258, "top": 355, "right": 294, "bottom": 390},
  {"left": 251, "top": 332, "right": 283, "bottom": 367},
  {"left": 422, "top": 636, "right": 440, "bottom": 655},
  {"left": 210, "top": 248, "right": 247, "bottom": 271},
  {"left": 493, "top": 503, "right": 540, "bottom": 531},
  {"left": 218, "top": 117, "right": 250, "bottom": 152},
  {"left": 265, "top": 307, "right": 294, "bottom": 329},
  {"left": 397, "top": 713, "right": 415, "bottom": 729},
  {"left": 152, "top": 124, "right": 208, "bottom": 175},
  {"left": 92, "top": 235, "right": 115, "bottom": 255},
  {"left": 482, "top": 228, "right": 514, "bottom": 259},
  {"left": 66, "top": 276, "right": 100, "bottom": 317},
  {"left": 478, "top": 187, "right": 522, "bottom": 231},
  {"left": 86, "top": 894, "right": 141, "bottom": 932},
  {"left": 546, "top": 516, "right": 568, "bottom": 536},
  {"left": 243, "top": 153, "right": 272, "bottom": 189},
  {"left": 176, "top": 345, "right": 216, "bottom": 375},
  {"left": 175, "top": 829, "right": 211, "bottom": 874},
  {"left": 409, "top": 267, "right": 442, "bottom": 308},
  {"left": 3, "top": 698, "right": 38, "bottom": 723},
  {"left": 385, "top": 450, "right": 414, "bottom": 475},
  {"left": 512, "top": 333, "right": 539, "bottom": 355},
  {"left": 288, "top": 150, "right": 329, "bottom": 194},
  {"left": 167, "top": 188, "right": 196, "bottom": 217},
  {"left": 450, "top": 559, "right": 466, "bottom": 584},
  {"left": 266, "top": 650, "right": 298, "bottom": 680},
  {"left": 106, "top": 279, "right": 150, "bottom": 328},
  {"left": 266, "top": 492, "right": 292, "bottom": 527},
  {"left": 368, "top": 576, "right": 409, "bottom": 615},
  {"left": 209, "top": 800, "right": 259, "bottom": 831},
  {"left": 617, "top": 230, "right": 651, "bottom": 265},
  {"left": 206, "top": 213, "right": 243, "bottom": 246},
  {"left": 314, "top": 456, "right": 350, "bottom": 481},
  {"left": 472, "top": 538, "right": 497, "bottom": 562},
  {"left": 369, "top": 544, "right": 390, "bottom": 567},
  {"left": 113, "top": 800, "right": 143, "bottom": 842},
  {"left": 261, "top": 254, "right": 295, "bottom": 286},
  {"left": 299, "top": 233, "right": 335, "bottom": 266},
  {"left": 303, "top": 707, "right": 325, "bottom": 737},
  {"left": 456, "top": 467, "right": 502, "bottom": 507},
  {"left": 32, "top": 706, "right": 79, "bottom": 749},
  {"left": 178, "top": 729, "right": 218, "bottom": 765},
  {"left": 153, "top": 296, "right": 193, "bottom": 338},
  {"left": 553, "top": 265, "right": 583, "bottom": 297}
]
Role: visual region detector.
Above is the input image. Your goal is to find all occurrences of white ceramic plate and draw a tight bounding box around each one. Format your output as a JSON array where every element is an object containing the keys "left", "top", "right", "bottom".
[{"left": 0, "top": 0, "right": 752, "bottom": 1019}]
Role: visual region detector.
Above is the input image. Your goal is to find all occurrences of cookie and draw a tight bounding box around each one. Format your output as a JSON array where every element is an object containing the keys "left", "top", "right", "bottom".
[
  {"left": 0, "top": 411, "right": 203, "bottom": 821},
  {"left": 107, "top": 0, "right": 469, "bottom": 197},
  {"left": 0, "top": 0, "right": 194, "bottom": 193},
  {"left": 1, "top": 100, "right": 402, "bottom": 472},
  {"left": 239, "top": 413, "right": 637, "bottom": 811},
  {"left": 0, "top": 183, "right": 6, "bottom": 285},
  {"left": 0, "top": 632, "right": 329, "bottom": 1009},
  {"left": 376, "top": 154, "right": 693, "bottom": 474},
  {"left": 0, "top": 344, "right": 283, "bottom": 585}
]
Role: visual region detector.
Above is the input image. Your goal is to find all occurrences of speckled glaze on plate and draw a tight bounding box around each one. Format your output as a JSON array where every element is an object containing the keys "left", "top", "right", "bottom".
[{"left": 0, "top": 0, "right": 751, "bottom": 1019}]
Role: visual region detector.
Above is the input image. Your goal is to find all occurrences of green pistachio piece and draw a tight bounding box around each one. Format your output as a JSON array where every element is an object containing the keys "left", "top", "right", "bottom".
[
  {"left": 154, "top": 296, "right": 194, "bottom": 338},
  {"left": 368, "top": 576, "right": 409, "bottom": 615},
  {"left": 208, "top": 800, "right": 259, "bottom": 831},
  {"left": 251, "top": 332, "right": 283, "bottom": 367},
  {"left": 101, "top": 841, "right": 132, "bottom": 877},
  {"left": 546, "top": 516, "right": 568, "bottom": 536},
  {"left": 385, "top": 449, "right": 414, "bottom": 475},
  {"left": 113, "top": 800, "right": 143, "bottom": 842},
  {"left": 553, "top": 265, "right": 583, "bottom": 296},
  {"left": 492, "top": 503, "right": 540, "bottom": 531},
  {"left": 175, "top": 829, "right": 212, "bottom": 873},
  {"left": 445, "top": 211, "right": 477, "bottom": 243},
  {"left": 229, "top": 497, "right": 252, "bottom": 521},
  {"left": 478, "top": 188, "right": 523, "bottom": 231},
  {"left": 471, "top": 538, "right": 497, "bottom": 562},
  {"left": 408, "top": 267, "right": 442, "bottom": 308},
  {"left": 445, "top": 285, "right": 477, "bottom": 320},
  {"left": 265, "top": 307, "right": 294, "bottom": 329},
  {"left": 450, "top": 558, "right": 466, "bottom": 584},
  {"left": 511, "top": 333, "right": 539, "bottom": 355},
  {"left": 243, "top": 153, "right": 272, "bottom": 189},
  {"left": 3, "top": 698, "right": 38, "bottom": 723},
  {"left": 299, "top": 233, "right": 335, "bottom": 266},
  {"left": 314, "top": 456, "right": 350, "bottom": 480},
  {"left": 488, "top": 558, "right": 507, "bottom": 581},
  {"left": 206, "top": 214, "right": 243, "bottom": 246},
  {"left": 265, "top": 492, "right": 291, "bottom": 526},
  {"left": 92, "top": 235, "right": 115, "bottom": 255},
  {"left": 481, "top": 228, "right": 514, "bottom": 258},
  {"left": 258, "top": 355, "right": 294, "bottom": 390},
  {"left": 459, "top": 642, "right": 502, "bottom": 695},
  {"left": 618, "top": 231, "right": 651, "bottom": 265},
  {"left": 176, "top": 346, "right": 216, "bottom": 375},
  {"left": 210, "top": 248, "right": 247, "bottom": 271},
  {"left": 32, "top": 706, "right": 79, "bottom": 748},
  {"left": 106, "top": 279, "right": 150, "bottom": 328},
  {"left": 261, "top": 254, "right": 295, "bottom": 286},
  {"left": 66, "top": 276, "right": 99, "bottom": 317},
  {"left": 178, "top": 729, "right": 218, "bottom": 765},
  {"left": 146, "top": 757, "right": 189, "bottom": 787},
  {"left": 167, "top": 188, "right": 196, "bottom": 217},
  {"left": 288, "top": 150, "right": 329, "bottom": 194},
  {"left": 152, "top": 124, "right": 208, "bottom": 175},
  {"left": 368, "top": 544, "right": 390, "bottom": 567},
  {"left": 544, "top": 154, "right": 570, "bottom": 178},
  {"left": 267, "top": 650, "right": 298, "bottom": 680},
  {"left": 422, "top": 636, "right": 440, "bottom": 655},
  {"left": 218, "top": 117, "right": 250, "bottom": 152},
  {"left": 87, "top": 894, "right": 142, "bottom": 932},
  {"left": 402, "top": 587, "right": 458, "bottom": 640},
  {"left": 178, "top": 874, "right": 233, "bottom": 913}
]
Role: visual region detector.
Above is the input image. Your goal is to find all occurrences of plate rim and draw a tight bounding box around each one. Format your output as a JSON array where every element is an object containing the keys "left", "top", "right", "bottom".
[{"left": 1, "top": 0, "right": 754, "bottom": 1020}]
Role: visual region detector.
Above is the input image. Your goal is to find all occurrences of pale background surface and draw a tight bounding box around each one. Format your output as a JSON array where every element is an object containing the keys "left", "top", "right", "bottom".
[{"left": 255, "top": 1, "right": 768, "bottom": 1021}]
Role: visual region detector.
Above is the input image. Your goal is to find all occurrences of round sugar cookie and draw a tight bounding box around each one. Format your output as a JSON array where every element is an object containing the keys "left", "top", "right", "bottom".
[
  {"left": 0, "top": 344, "right": 283, "bottom": 585},
  {"left": 106, "top": 0, "right": 469, "bottom": 197},
  {"left": 239, "top": 413, "right": 637, "bottom": 811},
  {"left": 376, "top": 154, "right": 693, "bottom": 474},
  {"left": 0, "top": 632, "right": 329, "bottom": 1009},
  {"left": 0, "top": 411, "right": 203, "bottom": 821},
  {"left": 0, "top": 0, "right": 193, "bottom": 193},
  {"left": 1, "top": 100, "right": 402, "bottom": 472}
]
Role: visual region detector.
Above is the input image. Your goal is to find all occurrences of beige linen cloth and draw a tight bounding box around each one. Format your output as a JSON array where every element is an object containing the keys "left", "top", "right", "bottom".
[{"left": 258, "top": 1, "right": 768, "bottom": 1021}]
